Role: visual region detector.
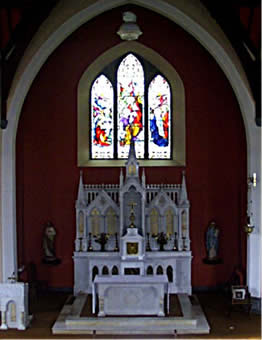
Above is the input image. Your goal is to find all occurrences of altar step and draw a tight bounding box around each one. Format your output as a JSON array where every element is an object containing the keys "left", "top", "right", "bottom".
[{"left": 52, "top": 294, "right": 210, "bottom": 335}]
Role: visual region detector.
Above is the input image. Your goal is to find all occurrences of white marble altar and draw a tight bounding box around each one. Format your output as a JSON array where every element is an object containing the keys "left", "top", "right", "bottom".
[
  {"left": 93, "top": 275, "right": 169, "bottom": 316},
  {"left": 73, "top": 141, "right": 192, "bottom": 298},
  {"left": 52, "top": 144, "right": 210, "bottom": 334}
]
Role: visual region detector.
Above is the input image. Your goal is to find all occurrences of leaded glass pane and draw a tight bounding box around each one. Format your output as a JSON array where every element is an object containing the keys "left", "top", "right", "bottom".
[
  {"left": 91, "top": 75, "right": 114, "bottom": 159},
  {"left": 117, "top": 54, "right": 145, "bottom": 159},
  {"left": 148, "top": 75, "right": 171, "bottom": 159}
]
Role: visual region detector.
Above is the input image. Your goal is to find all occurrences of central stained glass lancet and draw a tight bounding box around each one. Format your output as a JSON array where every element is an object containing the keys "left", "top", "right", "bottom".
[
  {"left": 91, "top": 74, "right": 114, "bottom": 159},
  {"left": 117, "top": 54, "right": 145, "bottom": 159}
]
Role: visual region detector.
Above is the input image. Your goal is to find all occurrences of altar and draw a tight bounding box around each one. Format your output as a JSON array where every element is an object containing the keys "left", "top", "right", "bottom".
[
  {"left": 52, "top": 141, "right": 210, "bottom": 335},
  {"left": 93, "top": 275, "right": 169, "bottom": 316},
  {"left": 73, "top": 141, "right": 192, "bottom": 297}
]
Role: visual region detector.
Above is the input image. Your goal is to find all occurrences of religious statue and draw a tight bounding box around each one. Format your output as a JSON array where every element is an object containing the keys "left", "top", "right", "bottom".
[
  {"left": 204, "top": 220, "right": 222, "bottom": 264},
  {"left": 42, "top": 221, "right": 61, "bottom": 264}
]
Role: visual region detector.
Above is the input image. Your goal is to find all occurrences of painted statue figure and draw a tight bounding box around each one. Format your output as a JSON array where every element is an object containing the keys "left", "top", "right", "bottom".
[
  {"left": 42, "top": 221, "right": 60, "bottom": 264},
  {"left": 206, "top": 221, "right": 220, "bottom": 260}
]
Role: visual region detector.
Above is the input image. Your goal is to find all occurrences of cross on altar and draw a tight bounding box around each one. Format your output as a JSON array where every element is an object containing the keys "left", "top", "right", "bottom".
[{"left": 128, "top": 201, "right": 137, "bottom": 212}]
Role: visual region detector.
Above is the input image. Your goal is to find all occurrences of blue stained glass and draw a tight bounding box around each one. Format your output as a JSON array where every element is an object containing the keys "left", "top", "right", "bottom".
[
  {"left": 117, "top": 54, "right": 145, "bottom": 159},
  {"left": 91, "top": 75, "right": 114, "bottom": 159},
  {"left": 148, "top": 75, "right": 171, "bottom": 159}
]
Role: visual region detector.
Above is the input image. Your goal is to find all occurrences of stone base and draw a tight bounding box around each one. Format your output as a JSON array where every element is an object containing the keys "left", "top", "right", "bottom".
[
  {"left": 203, "top": 257, "right": 223, "bottom": 265},
  {"left": 52, "top": 294, "right": 210, "bottom": 335}
]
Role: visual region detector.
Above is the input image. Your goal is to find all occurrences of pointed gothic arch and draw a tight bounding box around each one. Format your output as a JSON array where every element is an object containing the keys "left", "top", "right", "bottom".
[{"left": 78, "top": 42, "right": 185, "bottom": 167}]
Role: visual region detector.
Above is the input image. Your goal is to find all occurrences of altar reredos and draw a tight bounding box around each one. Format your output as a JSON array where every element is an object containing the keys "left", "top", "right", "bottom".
[{"left": 74, "top": 140, "right": 191, "bottom": 295}]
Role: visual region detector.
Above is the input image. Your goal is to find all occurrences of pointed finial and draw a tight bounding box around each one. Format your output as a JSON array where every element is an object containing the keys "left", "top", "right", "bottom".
[
  {"left": 142, "top": 168, "right": 146, "bottom": 187},
  {"left": 128, "top": 138, "right": 136, "bottom": 159},
  {"left": 120, "top": 167, "right": 124, "bottom": 187},
  {"left": 179, "top": 170, "right": 188, "bottom": 204},
  {"left": 77, "top": 170, "right": 85, "bottom": 202}
]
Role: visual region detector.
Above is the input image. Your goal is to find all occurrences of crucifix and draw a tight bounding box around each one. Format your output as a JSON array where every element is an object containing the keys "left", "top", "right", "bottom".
[
  {"left": 128, "top": 201, "right": 137, "bottom": 212},
  {"left": 128, "top": 201, "right": 137, "bottom": 228}
]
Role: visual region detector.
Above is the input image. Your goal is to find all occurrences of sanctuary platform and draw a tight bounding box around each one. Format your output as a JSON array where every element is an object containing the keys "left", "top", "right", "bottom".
[{"left": 52, "top": 293, "right": 210, "bottom": 335}]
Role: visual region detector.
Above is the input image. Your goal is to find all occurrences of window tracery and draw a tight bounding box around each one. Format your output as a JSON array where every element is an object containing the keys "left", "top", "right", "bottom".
[
  {"left": 90, "top": 53, "right": 171, "bottom": 160},
  {"left": 78, "top": 42, "right": 186, "bottom": 167}
]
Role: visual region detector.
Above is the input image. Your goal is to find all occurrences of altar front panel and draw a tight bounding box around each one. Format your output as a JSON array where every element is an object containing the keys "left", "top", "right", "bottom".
[{"left": 93, "top": 275, "right": 168, "bottom": 316}]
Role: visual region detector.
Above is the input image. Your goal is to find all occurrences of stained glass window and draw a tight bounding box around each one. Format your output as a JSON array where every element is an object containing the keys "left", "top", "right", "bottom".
[
  {"left": 117, "top": 54, "right": 144, "bottom": 159},
  {"left": 148, "top": 75, "right": 171, "bottom": 159},
  {"left": 91, "top": 75, "right": 114, "bottom": 159},
  {"left": 89, "top": 54, "right": 173, "bottom": 161}
]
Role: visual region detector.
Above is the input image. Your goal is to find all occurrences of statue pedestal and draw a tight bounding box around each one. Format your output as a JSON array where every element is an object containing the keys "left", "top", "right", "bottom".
[{"left": 203, "top": 257, "right": 223, "bottom": 265}]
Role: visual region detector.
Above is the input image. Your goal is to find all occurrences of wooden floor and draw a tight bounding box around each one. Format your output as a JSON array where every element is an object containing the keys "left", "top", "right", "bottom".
[{"left": 0, "top": 291, "right": 260, "bottom": 339}]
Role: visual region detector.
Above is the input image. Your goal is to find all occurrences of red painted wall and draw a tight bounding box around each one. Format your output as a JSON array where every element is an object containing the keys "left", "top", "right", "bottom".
[{"left": 16, "top": 5, "right": 247, "bottom": 289}]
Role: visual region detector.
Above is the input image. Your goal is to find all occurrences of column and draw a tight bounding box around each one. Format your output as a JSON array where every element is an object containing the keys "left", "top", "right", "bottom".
[{"left": 0, "top": 310, "right": 7, "bottom": 330}]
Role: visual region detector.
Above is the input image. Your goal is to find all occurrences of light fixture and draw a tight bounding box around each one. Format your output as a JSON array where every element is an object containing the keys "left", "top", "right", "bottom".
[{"left": 117, "top": 11, "right": 143, "bottom": 41}]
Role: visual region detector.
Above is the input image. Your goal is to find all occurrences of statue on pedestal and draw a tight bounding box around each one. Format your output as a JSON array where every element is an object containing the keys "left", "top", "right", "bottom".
[
  {"left": 204, "top": 220, "right": 222, "bottom": 264},
  {"left": 42, "top": 221, "right": 61, "bottom": 265}
]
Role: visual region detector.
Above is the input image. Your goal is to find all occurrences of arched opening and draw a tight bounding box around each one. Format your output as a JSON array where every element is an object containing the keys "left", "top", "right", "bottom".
[
  {"left": 112, "top": 266, "right": 119, "bottom": 275},
  {"left": 167, "top": 265, "right": 173, "bottom": 282},
  {"left": 102, "top": 266, "right": 109, "bottom": 275},
  {"left": 6, "top": 300, "right": 17, "bottom": 327},
  {"left": 146, "top": 266, "right": 153, "bottom": 275},
  {"left": 157, "top": 265, "right": 163, "bottom": 275},
  {"left": 92, "top": 266, "right": 99, "bottom": 281}
]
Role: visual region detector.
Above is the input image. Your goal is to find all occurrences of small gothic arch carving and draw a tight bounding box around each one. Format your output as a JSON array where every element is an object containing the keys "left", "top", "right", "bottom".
[
  {"left": 90, "top": 208, "right": 101, "bottom": 236},
  {"left": 106, "top": 207, "right": 117, "bottom": 235},
  {"left": 181, "top": 210, "right": 187, "bottom": 237},
  {"left": 7, "top": 300, "right": 17, "bottom": 324},
  {"left": 78, "top": 211, "right": 84, "bottom": 237},
  {"left": 165, "top": 207, "right": 174, "bottom": 235},
  {"left": 156, "top": 265, "right": 164, "bottom": 275},
  {"left": 146, "top": 265, "right": 153, "bottom": 275},
  {"left": 92, "top": 266, "right": 99, "bottom": 281},
  {"left": 112, "top": 265, "right": 119, "bottom": 275},
  {"left": 150, "top": 208, "right": 159, "bottom": 235},
  {"left": 102, "top": 266, "right": 109, "bottom": 275},
  {"left": 167, "top": 265, "right": 173, "bottom": 282}
]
